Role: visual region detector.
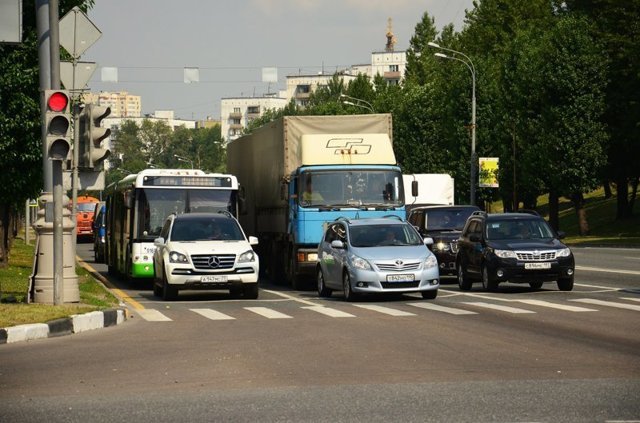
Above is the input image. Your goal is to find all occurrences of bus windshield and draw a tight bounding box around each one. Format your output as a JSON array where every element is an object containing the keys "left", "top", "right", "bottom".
[
  {"left": 298, "top": 169, "right": 404, "bottom": 208},
  {"left": 137, "top": 188, "right": 237, "bottom": 238}
]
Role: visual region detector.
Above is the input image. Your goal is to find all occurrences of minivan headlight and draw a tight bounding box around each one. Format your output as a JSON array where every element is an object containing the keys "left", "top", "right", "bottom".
[
  {"left": 238, "top": 249, "right": 256, "bottom": 263},
  {"left": 556, "top": 248, "right": 571, "bottom": 257},
  {"left": 424, "top": 255, "right": 438, "bottom": 268},
  {"left": 169, "top": 251, "right": 188, "bottom": 263},
  {"left": 351, "top": 255, "right": 372, "bottom": 271},
  {"left": 494, "top": 249, "right": 517, "bottom": 259}
]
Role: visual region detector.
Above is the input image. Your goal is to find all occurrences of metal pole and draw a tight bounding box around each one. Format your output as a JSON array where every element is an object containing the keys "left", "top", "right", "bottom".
[
  {"left": 470, "top": 69, "right": 476, "bottom": 206},
  {"left": 36, "top": 0, "right": 52, "bottom": 191}
]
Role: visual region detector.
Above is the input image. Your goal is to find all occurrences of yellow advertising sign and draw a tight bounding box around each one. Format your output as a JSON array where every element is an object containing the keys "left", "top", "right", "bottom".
[{"left": 479, "top": 157, "right": 499, "bottom": 188}]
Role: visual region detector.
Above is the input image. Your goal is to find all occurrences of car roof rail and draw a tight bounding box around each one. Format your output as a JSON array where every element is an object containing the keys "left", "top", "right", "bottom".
[
  {"left": 382, "top": 214, "right": 404, "bottom": 221},
  {"left": 516, "top": 208, "right": 540, "bottom": 216},
  {"left": 471, "top": 210, "right": 487, "bottom": 217},
  {"left": 217, "top": 210, "right": 233, "bottom": 218}
]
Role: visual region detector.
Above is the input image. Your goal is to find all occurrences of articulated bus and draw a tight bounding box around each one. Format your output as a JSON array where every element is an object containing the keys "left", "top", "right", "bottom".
[{"left": 105, "top": 169, "right": 239, "bottom": 280}]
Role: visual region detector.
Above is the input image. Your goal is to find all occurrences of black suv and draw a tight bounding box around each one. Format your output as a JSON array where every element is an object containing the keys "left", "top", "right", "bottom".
[
  {"left": 408, "top": 205, "right": 480, "bottom": 276},
  {"left": 456, "top": 212, "right": 575, "bottom": 291}
]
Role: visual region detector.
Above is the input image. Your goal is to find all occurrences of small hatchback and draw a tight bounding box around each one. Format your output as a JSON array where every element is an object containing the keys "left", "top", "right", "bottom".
[
  {"left": 153, "top": 212, "right": 259, "bottom": 300},
  {"left": 316, "top": 217, "right": 440, "bottom": 300}
]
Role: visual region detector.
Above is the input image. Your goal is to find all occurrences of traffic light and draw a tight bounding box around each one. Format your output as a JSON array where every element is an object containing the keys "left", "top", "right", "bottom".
[
  {"left": 44, "top": 90, "right": 71, "bottom": 161},
  {"left": 79, "top": 104, "right": 111, "bottom": 169}
]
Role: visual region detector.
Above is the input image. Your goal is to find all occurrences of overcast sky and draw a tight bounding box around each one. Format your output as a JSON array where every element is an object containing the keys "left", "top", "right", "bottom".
[{"left": 85, "top": 0, "right": 475, "bottom": 121}]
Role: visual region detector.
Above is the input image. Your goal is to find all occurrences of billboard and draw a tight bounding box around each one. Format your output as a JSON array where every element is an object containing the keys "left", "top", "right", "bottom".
[{"left": 479, "top": 157, "right": 499, "bottom": 188}]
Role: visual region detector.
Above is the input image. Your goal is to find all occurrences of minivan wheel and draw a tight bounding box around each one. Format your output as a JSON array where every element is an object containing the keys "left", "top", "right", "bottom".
[
  {"left": 343, "top": 271, "right": 357, "bottom": 301},
  {"left": 421, "top": 289, "right": 438, "bottom": 299},
  {"left": 557, "top": 277, "right": 574, "bottom": 291},
  {"left": 317, "top": 268, "right": 332, "bottom": 298},
  {"left": 457, "top": 262, "right": 472, "bottom": 291},
  {"left": 481, "top": 266, "right": 498, "bottom": 292}
]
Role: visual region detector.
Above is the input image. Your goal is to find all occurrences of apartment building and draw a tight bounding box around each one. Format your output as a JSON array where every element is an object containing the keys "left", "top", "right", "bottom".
[
  {"left": 220, "top": 95, "right": 288, "bottom": 141},
  {"left": 84, "top": 91, "right": 142, "bottom": 118}
]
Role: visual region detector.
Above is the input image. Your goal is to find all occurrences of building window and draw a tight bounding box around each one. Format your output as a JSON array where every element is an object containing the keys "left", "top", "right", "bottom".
[
  {"left": 296, "top": 85, "right": 311, "bottom": 94},
  {"left": 247, "top": 106, "right": 260, "bottom": 114},
  {"left": 389, "top": 65, "right": 399, "bottom": 72},
  {"left": 234, "top": 107, "right": 241, "bottom": 113}
]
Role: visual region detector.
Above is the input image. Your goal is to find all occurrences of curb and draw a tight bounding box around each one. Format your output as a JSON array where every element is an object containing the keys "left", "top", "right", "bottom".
[{"left": 0, "top": 308, "right": 127, "bottom": 345}]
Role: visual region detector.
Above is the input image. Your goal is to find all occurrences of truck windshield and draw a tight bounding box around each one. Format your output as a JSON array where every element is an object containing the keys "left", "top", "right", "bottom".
[{"left": 298, "top": 170, "right": 404, "bottom": 208}]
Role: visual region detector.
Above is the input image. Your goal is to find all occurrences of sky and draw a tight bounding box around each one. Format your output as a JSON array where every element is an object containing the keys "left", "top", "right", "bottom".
[{"left": 85, "top": 0, "right": 475, "bottom": 121}]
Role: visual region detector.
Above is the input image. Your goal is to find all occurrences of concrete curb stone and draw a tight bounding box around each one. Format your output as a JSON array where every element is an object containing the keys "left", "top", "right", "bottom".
[{"left": 0, "top": 308, "right": 127, "bottom": 345}]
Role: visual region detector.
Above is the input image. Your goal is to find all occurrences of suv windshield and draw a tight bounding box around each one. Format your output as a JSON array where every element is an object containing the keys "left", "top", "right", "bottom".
[
  {"left": 424, "top": 208, "right": 477, "bottom": 231},
  {"left": 485, "top": 218, "right": 555, "bottom": 240},
  {"left": 349, "top": 224, "right": 423, "bottom": 247},
  {"left": 171, "top": 218, "right": 245, "bottom": 242}
]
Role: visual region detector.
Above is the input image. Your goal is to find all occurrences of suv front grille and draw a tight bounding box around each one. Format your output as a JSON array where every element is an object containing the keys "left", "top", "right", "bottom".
[
  {"left": 376, "top": 261, "right": 421, "bottom": 271},
  {"left": 191, "top": 254, "right": 236, "bottom": 269},
  {"left": 516, "top": 250, "right": 556, "bottom": 261},
  {"left": 450, "top": 242, "right": 459, "bottom": 254}
]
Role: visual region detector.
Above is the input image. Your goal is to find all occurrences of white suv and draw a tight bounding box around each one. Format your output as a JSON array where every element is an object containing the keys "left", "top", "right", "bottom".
[{"left": 153, "top": 212, "right": 259, "bottom": 300}]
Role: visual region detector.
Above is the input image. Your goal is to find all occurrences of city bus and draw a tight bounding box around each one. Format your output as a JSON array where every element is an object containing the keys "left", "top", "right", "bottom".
[{"left": 105, "top": 169, "right": 239, "bottom": 280}]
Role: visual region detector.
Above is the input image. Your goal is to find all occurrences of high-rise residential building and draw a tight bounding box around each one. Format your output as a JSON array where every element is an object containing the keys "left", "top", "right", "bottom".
[{"left": 84, "top": 91, "right": 142, "bottom": 118}]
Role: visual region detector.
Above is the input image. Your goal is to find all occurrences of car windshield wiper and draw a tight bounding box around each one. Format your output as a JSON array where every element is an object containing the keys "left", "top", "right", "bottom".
[{"left": 363, "top": 203, "right": 397, "bottom": 211}]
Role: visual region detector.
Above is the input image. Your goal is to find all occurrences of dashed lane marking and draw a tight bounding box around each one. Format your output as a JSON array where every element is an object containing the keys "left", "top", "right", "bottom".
[
  {"left": 137, "top": 309, "right": 172, "bottom": 321},
  {"left": 353, "top": 304, "right": 416, "bottom": 316},
  {"left": 302, "top": 306, "right": 356, "bottom": 318},
  {"left": 463, "top": 302, "right": 536, "bottom": 314},
  {"left": 191, "top": 308, "right": 235, "bottom": 320},
  {"left": 571, "top": 298, "right": 640, "bottom": 311},
  {"left": 244, "top": 307, "right": 293, "bottom": 319},
  {"left": 407, "top": 302, "right": 478, "bottom": 315},
  {"left": 575, "top": 265, "right": 640, "bottom": 276},
  {"left": 514, "top": 299, "right": 597, "bottom": 312}
]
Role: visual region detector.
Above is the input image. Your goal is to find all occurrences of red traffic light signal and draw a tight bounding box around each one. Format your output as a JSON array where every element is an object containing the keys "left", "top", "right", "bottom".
[{"left": 47, "top": 91, "right": 69, "bottom": 112}]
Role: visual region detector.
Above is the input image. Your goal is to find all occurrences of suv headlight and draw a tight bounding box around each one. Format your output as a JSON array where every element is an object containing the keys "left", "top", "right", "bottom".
[
  {"left": 494, "top": 249, "right": 517, "bottom": 259},
  {"left": 433, "top": 241, "right": 450, "bottom": 252},
  {"left": 238, "top": 249, "right": 256, "bottom": 263},
  {"left": 556, "top": 248, "right": 571, "bottom": 257},
  {"left": 351, "top": 255, "right": 372, "bottom": 271},
  {"left": 424, "top": 255, "right": 438, "bottom": 268},
  {"left": 169, "top": 251, "right": 188, "bottom": 263}
]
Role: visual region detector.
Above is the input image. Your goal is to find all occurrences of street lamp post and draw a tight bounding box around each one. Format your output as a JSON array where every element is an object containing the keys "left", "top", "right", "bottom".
[
  {"left": 339, "top": 94, "right": 374, "bottom": 113},
  {"left": 174, "top": 154, "right": 194, "bottom": 169},
  {"left": 429, "top": 42, "right": 477, "bottom": 205}
]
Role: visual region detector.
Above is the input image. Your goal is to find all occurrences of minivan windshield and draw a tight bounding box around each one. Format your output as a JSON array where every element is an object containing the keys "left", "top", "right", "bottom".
[{"left": 349, "top": 224, "right": 423, "bottom": 247}]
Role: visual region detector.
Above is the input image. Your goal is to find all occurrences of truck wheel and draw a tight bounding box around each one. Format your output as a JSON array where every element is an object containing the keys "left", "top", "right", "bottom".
[{"left": 243, "top": 283, "right": 259, "bottom": 299}]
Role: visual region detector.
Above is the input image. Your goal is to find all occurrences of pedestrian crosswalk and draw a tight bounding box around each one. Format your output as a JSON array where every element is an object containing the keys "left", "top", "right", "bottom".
[{"left": 134, "top": 296, "right": 640, "bottom": 322}]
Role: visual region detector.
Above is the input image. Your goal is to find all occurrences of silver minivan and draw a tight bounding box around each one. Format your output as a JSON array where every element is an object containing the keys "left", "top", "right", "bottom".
[{"left": 316, "top": 217, "right": 440, "bottom": 301}]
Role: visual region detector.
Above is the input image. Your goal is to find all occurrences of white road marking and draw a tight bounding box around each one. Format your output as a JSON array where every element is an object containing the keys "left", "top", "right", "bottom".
[
  {"left": 622, "top": 297, "right": 640, "bottom": 303},
  {"left": 571, "top": 298, "right": 640, "bottom": 311},
  {"left": 515, "top": 299, "right": 597, "bottom": 312},
  {"left": 244, "top": 307, "right": 293, "bottom": 319},
  {"left": 302, "top": 306, "right": 356, "bottom": 318},
  {"left": 260, "top": 289, "right": 320, "bottom": 306},
  {"left": 463, "top": 302, "right": 536, "bottom": 314},
  {"left": 137, "top": 309, "right": 172, "bottom": 322},
  {"left": 191, "top": 308, "right": 235, "bottom": 320},
  {"left": 407, "top": 302, "right": 478, "bottom": 315},
  {"left": 353, "top": 304, "right": 416, "bottom": 316},
  {"left": 576, "top": 265, "right": 640, "bottom": 276}
]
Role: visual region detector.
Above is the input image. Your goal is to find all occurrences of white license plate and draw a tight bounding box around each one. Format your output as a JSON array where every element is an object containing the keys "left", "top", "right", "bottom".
[
  {"left": 201, "top": 275, "right": 228, "bottom": 283},
  {"left": 387, "top": 274, "right": 414, "bottom": 282},
  {"left": 524, "top": 262, "right": 551, "bottom": 270}
]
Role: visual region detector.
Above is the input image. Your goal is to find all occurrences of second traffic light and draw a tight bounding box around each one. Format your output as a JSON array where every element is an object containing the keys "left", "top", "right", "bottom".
[{"left": 79, "top": 104, "right": 111, "bottom": 169}]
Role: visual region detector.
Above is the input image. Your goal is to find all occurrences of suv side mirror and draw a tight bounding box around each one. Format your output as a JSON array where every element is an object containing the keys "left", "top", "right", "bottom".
[
  {"left": 556, "top": 230, "right": 566, "bottom": 239},
  {"left": 248, "top": 236, "right": 259, "bottom": 246},
  {"left": 154, "top": 237, "right": 165, "bottom": 246},
  {"left": 469, "top": 233, "right": 482, "bottom": 243}
]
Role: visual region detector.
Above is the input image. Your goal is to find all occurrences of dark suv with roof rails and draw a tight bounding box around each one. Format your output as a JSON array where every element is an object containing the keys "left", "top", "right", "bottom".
[
  {"left": 455, "top": 211, "right": 575, "bottom": 291},
  {"left": 407, "top": 205, "right": 480, "bottom": 276}
]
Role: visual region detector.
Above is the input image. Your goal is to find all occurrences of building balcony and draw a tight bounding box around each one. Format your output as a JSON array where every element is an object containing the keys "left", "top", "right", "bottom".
[
  {"left": 383, "top": 71, "right": 401, "bottom": 80},
  {"left": 229, "top": 123, "right": 244, "bottom": 130},
  {"left": 295, "top": 92, "right": 311, "bottom": 99},
  {"left": 228, "top": 112, "right": 242, "bottom": 119}
]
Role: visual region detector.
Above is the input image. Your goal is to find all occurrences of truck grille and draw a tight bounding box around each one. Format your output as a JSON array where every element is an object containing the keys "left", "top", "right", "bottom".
[
  {"left": 516, "top": 250, "right": 556, "bottom": 261},
  {"left": 191, "top": 254, "right": 236, "bottom": 270}
]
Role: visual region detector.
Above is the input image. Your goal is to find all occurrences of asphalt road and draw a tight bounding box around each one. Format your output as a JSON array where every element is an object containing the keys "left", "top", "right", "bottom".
[{"left": 1, "top": 243, "right": 639, "bottom": 422}]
